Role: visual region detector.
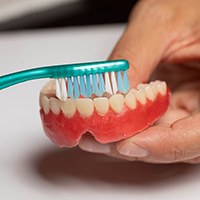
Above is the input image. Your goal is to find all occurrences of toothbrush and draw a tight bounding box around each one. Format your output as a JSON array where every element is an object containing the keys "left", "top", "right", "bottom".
[{"left": 0, "top": 60, "right": 130, "bottom": 99}]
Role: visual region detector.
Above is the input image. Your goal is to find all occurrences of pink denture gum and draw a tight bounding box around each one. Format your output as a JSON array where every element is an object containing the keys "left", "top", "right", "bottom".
[{"left": 40, "top": 80, "right": 170, "bottom": 147}]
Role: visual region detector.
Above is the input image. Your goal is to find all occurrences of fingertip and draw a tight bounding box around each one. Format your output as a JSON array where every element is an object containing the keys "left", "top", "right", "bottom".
[
  {"left": 116, "top": 125, "right": 172, "bottom": 162},
  {"left": 116, "top": 140, "right": 148, "bottom": 158}
]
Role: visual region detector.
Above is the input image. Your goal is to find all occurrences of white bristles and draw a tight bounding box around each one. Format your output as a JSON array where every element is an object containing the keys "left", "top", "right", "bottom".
[
  {"left": 105, "top": 72, "right": 113, "bottom": 95},
  {"left": 61, "top": 78, "right": 68, "bottom": 100},
  {"left": 77, "top": 76, "right": 80, "bottom": 85},
  {"left": 55, "top": 79, "right": 61, "bottom": 100},
  {"left": 71, "top": 76, "right": 74, "bottom": 84},
  {"left": 83, "top": 75, "right": 87, "bottom": 83},
  {"left": 111, "top": 71, "right": 118, "bottom": 94}
]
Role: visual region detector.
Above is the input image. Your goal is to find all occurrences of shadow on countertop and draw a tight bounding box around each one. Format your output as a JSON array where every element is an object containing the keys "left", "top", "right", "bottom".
[{"left": 32, "top": 147, "right": 198, "bottom": 187}]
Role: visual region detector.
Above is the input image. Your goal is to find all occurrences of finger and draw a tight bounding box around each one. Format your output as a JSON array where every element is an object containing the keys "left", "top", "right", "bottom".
[
  {"left": 108, "top": 2, "right": 173, "bottom": 87},
  {"left": 79, "top": 134, "right": 138, "bottom": 161},
  {"left": 156, "top": 106, "right": 189, "bottom": 125},
  {"left": 117, "top": 113, "right": 200, "bottom": 163},
  {"left": 184, "top": 157, "right": 200, "bottom": 164},
  {"left": 79, "top": 134, "right": 112, "bottom": 154}
]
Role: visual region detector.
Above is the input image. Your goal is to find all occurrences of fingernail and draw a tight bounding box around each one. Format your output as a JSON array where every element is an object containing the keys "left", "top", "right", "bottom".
[
  {"left": 80, "top": 137, "right": 111, "bottom": 154},
  {"left": 119, "top": 142, "right": 148, "bottom": 157}
]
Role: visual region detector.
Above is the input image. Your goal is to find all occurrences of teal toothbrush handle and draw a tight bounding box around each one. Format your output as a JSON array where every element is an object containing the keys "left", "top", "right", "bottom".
[
  {"left": 0, "top": 60, "right": 129, "bottom": 90},
  {"left": 0, "top": 67, "right": 53, "bottom": 90}
]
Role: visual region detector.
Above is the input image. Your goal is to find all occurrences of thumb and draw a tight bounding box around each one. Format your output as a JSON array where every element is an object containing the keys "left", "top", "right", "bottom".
[
  {"left": 109, "top": 4, "right": 171, "bottom": 87},
  {"left": 117, "top": 113, "right": 200, "bottom": 163}
]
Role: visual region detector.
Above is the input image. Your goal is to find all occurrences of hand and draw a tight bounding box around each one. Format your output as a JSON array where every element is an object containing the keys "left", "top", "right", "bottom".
[{"left": 79, "top": 0, "right": 200, "bottom": 164}]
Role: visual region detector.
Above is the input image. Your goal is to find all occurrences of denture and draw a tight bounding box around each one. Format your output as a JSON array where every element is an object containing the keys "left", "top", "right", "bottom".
[{"left": 40, "top": 80, "right": 170, "bottom": 147}]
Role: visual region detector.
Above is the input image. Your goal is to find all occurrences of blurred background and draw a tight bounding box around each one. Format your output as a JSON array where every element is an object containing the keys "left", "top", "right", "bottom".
[{"left": 0, "top": 0, "right": 137, "bottom": 31}]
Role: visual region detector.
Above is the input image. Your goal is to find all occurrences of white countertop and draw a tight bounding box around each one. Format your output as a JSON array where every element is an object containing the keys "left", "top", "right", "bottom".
[{"left": 0, "top": 25, "right": 200, "bottom": 200}]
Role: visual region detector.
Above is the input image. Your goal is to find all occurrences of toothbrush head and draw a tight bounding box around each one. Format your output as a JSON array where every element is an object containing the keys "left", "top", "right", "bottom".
[{"left": 54, "top": 60, "right": 130, "bottom": 100}]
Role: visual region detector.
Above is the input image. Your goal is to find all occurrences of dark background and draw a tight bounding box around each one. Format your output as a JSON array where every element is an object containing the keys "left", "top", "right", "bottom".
[{"left": 0, "top": 0, "right": 138, "bottom": 31}]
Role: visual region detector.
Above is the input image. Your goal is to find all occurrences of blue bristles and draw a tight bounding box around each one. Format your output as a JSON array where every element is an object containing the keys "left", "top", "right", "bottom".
[
  {"left": 73, "top": 76, "right": 80, "bottom": 99},
  {"left": 117, "top": 71, "right": 130, "bottom": 94},
  {"left": 123, "top": 71, "right": 130, "bottom": 92},
  {"left": 80, "top": 76, "right": 87, "bottom": 97},
  {"left": 98, "top": 73, "right": 105, "bottom": 96},
  {"left": 67, "top": 77, "right": 73, "bottom": 98},
  {"left": 117, "top": 71, "right": 125, "bottom": 93},
  {"left": 92, "top": 74, "right": 99, "bottom": 96},
  {"left": 86, "top": 75, "right": 92, "bottom": 98}
]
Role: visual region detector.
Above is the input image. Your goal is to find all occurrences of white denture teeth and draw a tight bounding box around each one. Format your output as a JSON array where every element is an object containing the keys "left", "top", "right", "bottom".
[
  {"left": 135, "top": 89, "right": 146, "bottom": 105},
  {"left": 144, "top": 85, "right": 156, "bottom": 101},
  {"left": 149, "top": 82, "right": 158, "bottom": 95},
  {"left": 60, "top": 99, "right": 76, "bottom": 118},
  {"left": 75, "top": 98, "right": 94, "bottom": 117},
  {"left": 162, "top": 81, "right": 167, "bottom": 93},
  {"left": 109, "top": 94, "right": 125, "bottom": 113},
  {"left": 137, "top": 83, "right": 149, "bottom": 90},
  {"left": 94, "top": 97, "right": 109, "bottom": 115},
  {"left": 124, "top": 91, "right": 137, "bottom": 109},
  {"left": 41, "top": 80, "right": 167, "bottom": 116},
  {"left": 41, "top": 95, "right": 50, "bottom": 114},
  {"left": 155, "top": 81, "right": 167, "bottom": 95},
  {"left": 50, "top": 97, "right": 60, "bottom": 115}
]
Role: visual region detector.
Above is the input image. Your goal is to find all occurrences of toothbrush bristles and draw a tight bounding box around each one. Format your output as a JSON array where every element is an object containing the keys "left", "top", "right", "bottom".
[
  {"left": 55, "top": 70, "right": 130, "bottom": 100},
  {"left": 60, "top": 78, "right": 67, "bottom": 100},
  {"left": 105, "top": 72, "right": 113, "bottom": 95},
  {"left": 111, "top": 71, "right": 118, "bottom": 94},
  {"left": 55, "top": 79, "right": 61, "bottom": 100}
]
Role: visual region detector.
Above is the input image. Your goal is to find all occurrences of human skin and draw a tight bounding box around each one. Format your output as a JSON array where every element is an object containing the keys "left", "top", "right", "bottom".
[{"left": 79, "top": 0, "right": 200, "bottom": 164}]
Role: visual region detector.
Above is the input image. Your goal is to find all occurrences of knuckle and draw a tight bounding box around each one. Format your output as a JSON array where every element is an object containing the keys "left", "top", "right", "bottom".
[{"left": 135, "top": 0, "right": 178, "bottom": 25}]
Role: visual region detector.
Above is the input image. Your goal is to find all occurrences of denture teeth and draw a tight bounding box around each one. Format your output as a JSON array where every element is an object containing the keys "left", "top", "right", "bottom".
[
  {"left": 40, "top": 80, "right": 168, "bottom": 117},
  {"left": 41, "top": 96, "right": 50, "bottom": 114},
  {"left": 150, "top": 82, "right": 158, "bottom": 95},
  {"left": 162, "top": 81, "right": 167, "bottom": 93},
  {"left": 144, "top": 85, "right": 156, "bottom": 101},
  {"left": 50, "top": 97, "right": 60, "bottom": 115},
  {"left": 135, "top": 89, "right": 146, "bottom": 105},
  {"left": 124, "top": 91, "right": 137, "bottom": 109},
  {"left": 109, "top": 94, "right": 125, "bottom": 113},
  {"left": 60, "top": 99, "right": 76, "bottom": 118},
  {"left": 137, "top": 83, "right": 149, "bottom": 90},
  {"left": 76, "top": 98, "right": 94, "bottom": 117},
  {"left": 93, "top": 97, "right": 109, "bottom": 116},
  {"left": 156, "top": 81, "right": 167, "bottom": 95}
]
